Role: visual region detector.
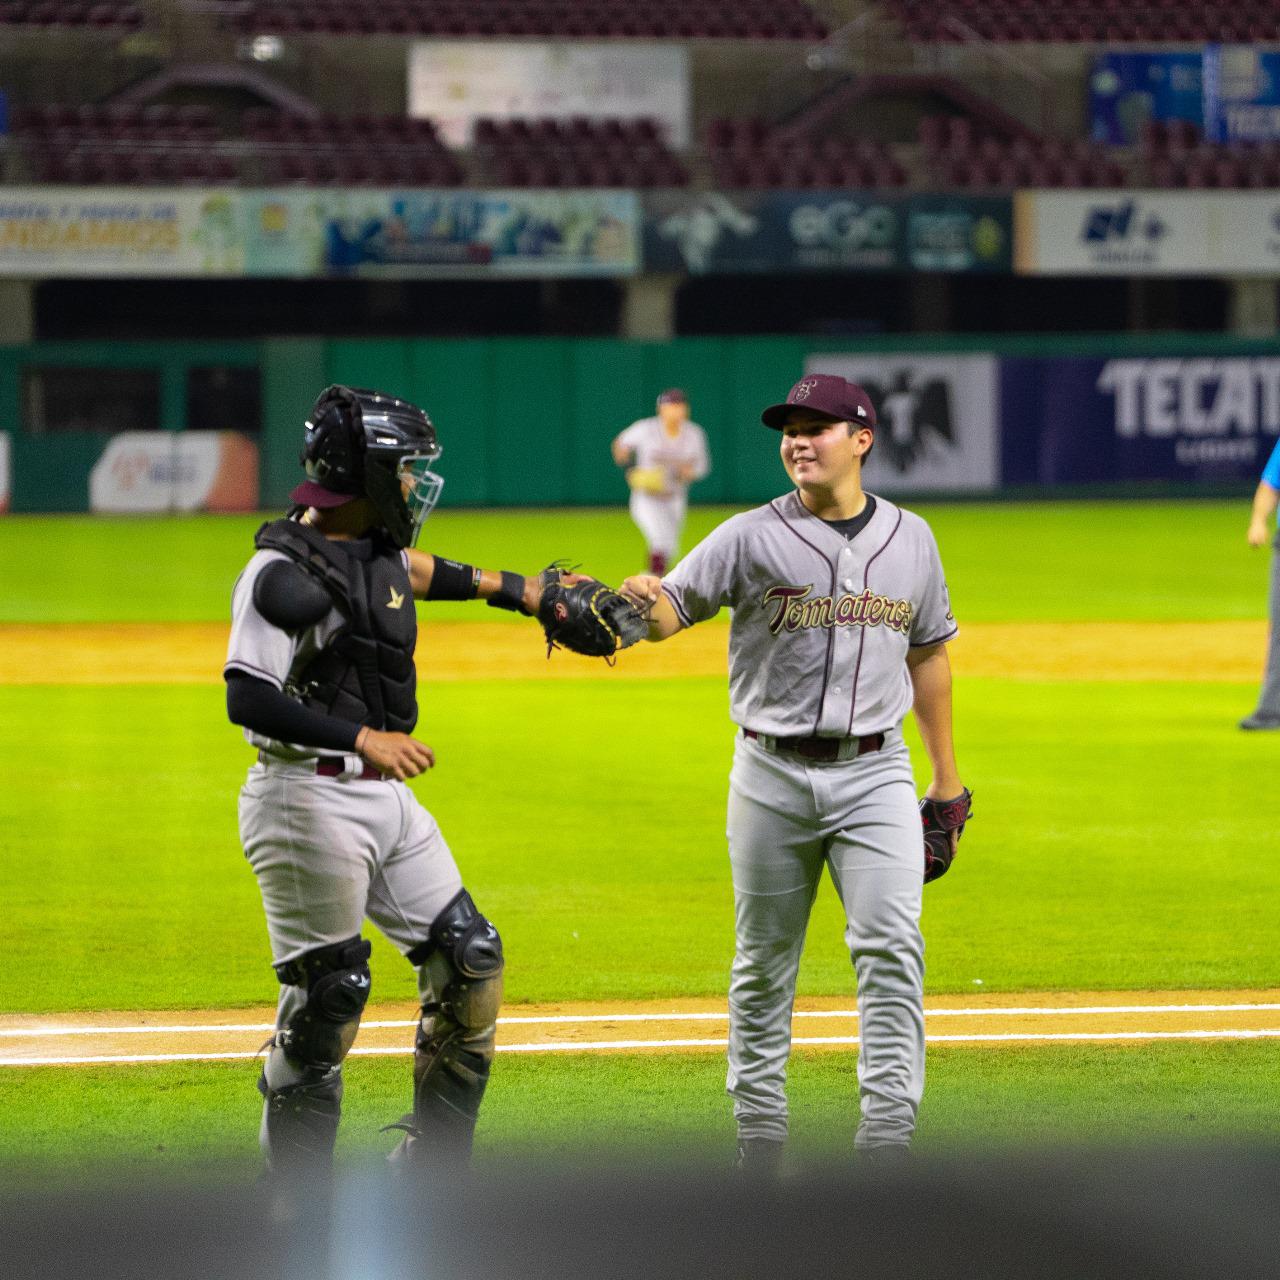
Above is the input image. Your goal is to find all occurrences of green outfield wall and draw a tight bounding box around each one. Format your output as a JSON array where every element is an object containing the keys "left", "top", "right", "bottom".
[{"left": 1, "top": 333, "right": 1273, "bottom": 512}]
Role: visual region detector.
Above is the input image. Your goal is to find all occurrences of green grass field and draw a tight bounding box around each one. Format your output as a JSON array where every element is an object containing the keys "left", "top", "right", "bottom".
[{"left": 1, "top": 498, "right": 1276, "bottom": 1171}]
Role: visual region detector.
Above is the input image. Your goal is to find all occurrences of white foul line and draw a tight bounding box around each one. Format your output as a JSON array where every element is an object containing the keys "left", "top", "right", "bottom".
[
  {"left": 4, "top": 1027, "right": 1280, "bottom": 1067},
  {"left": 4, "top": 1002, "right": 1280, "bottom": 1039}
]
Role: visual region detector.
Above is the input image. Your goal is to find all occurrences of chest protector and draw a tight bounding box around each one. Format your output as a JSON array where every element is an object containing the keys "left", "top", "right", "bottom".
[{"left": 255, "top": 519, "right": 418, "bottom": 733}]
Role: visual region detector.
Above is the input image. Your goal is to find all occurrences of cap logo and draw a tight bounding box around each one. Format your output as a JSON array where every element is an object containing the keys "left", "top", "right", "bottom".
[
  {"left": 793, "top": 378, "right": 819, "bottom": 401},
  {"left": 856, "top": 405, "right": 867, "bottom": 418}
]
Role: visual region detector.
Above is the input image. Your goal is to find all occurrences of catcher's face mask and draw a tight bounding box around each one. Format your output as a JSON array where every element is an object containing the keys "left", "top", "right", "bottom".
[{"left": 397, "top": 449, "right": 444, "bottom": 547}]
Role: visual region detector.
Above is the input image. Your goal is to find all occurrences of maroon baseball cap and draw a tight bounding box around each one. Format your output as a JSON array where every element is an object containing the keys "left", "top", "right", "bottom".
[
  {"left": 761, "top": 374, "right": 877, "bottom": 431},
  {"left": 656, "top": 387, "right": 688, "bottom": 405},
  {"left": 289, "top": 480, "right": 360, "bottom": 509}
]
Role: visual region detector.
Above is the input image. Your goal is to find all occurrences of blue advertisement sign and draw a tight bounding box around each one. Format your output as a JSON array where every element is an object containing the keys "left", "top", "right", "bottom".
[
  {"left": 1204, "top": 45, "right": 1280, "bottom": 143},
  {"left": 1000, "top": 356, "right": 1280, "bottom": 486},
  {"left": 1088, "top": 51, "right": 1203, "bottom": 144},
  {"left": 643, "top": 191, "right": 1011, "bottom": 275}
]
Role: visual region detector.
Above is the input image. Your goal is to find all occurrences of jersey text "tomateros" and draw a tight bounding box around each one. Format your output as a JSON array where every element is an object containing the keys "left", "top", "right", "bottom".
[{"left": 762, "top": 584, "right": 914, "bottom": 636}]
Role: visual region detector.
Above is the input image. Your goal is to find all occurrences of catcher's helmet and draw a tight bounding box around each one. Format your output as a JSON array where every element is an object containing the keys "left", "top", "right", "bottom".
[{"left": 291, "top": 385, "right": 443, "bottom": 548}]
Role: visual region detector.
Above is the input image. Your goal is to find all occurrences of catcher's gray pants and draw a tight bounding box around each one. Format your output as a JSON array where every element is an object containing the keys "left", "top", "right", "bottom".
[
  {"left": 725, "top": 728, "right": 925, "bottom": 1151},
  {"left": 1250, "top": 544, "right": 1280, "bottom": 720},
  {"left": 238, "top": 759, "right": 464, "bottom": 1100}
]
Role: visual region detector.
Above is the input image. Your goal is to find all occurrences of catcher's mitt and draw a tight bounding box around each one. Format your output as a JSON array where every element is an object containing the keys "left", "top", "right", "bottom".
[
  {"left": 536, "top": 565, "right": 649, "bottom": 661},
  {"left": 919, "top": 787, "right": 973, "bottom": 884}
]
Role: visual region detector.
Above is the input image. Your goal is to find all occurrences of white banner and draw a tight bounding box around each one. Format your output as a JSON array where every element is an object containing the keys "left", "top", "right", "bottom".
[
  {"left": 0, "top": 431, "right": 9, "bottom": 513},
  {"left": 804, "top": 355, "right": 1000, "bottom": 493},
  {"left": 89, "top": 431, "right": 258, "bottom": 513},
  {"left": 0, "top": 189, "right": 246, "bottom": 277},
  {"left": 408, "top": 41, "right": 689, "bottom": 148},
  {"left": 1016, "top": 190, "right": 1280, "bottom": 275}
]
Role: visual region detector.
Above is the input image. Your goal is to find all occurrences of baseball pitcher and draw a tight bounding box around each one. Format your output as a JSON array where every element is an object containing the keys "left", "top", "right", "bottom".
[{"left": 620, "top": 374, "right": 971, "bottom": 1170}]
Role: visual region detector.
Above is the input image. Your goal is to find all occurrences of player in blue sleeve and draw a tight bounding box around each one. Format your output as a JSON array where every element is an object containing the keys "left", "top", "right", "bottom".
[{"left": 1241, "top": 437, "right": 1280, "bottom": 730}]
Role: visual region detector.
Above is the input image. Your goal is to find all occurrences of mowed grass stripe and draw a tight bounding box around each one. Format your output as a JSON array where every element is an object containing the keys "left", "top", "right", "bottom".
[
  {"left": 1, "top": 677, "right": 1275, "bottom": 1011},
  {"left": 0, "top": 501, "right": 1268, "bottom": 624},
  {"left": 3, "top": 1039, "right": 1279, "bottom": 1172},
  {"left": 0, "top": 617, "right": 1268, "bottom": 684}
]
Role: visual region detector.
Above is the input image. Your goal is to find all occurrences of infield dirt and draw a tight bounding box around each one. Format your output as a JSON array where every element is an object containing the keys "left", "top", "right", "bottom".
[{"left": 0, "top": 618, "right": 1268, "bottom": 684}]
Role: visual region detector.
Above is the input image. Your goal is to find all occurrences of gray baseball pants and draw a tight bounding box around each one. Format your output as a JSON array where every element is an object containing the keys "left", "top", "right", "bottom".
[
  {"left": 238, "top": 759, "right": 464, "bottom": 1106},
  {"left": 725, "top": 728, "right": 925, "bottom": 1151},
  {"left": 1249, "top": 544, "right": 1280, "bottom": 720}
]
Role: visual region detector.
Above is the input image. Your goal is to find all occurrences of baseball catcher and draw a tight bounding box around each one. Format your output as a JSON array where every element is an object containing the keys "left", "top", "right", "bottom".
[
  {"left": 535, "top": 565, "right": 649, "bottom": 661},
  {"left": 919, "top": 787, "right": 973, "bottom": 883}
]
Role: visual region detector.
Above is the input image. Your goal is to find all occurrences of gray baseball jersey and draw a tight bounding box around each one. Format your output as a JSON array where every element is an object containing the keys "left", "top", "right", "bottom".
[
  {"left": 661, "top": 490, "right": 957, "bottom": 736},
  {"left": 660, "top": 489, "right": 957, "bottom": 1152}
]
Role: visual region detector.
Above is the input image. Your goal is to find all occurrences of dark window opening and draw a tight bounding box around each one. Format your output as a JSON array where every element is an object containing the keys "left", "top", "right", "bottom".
[
  {"left": 22, "top": 367, "right": 161, "bottom": 434},
  {"left": 186, "top": 366, "right": 262, "bottom": 435}
]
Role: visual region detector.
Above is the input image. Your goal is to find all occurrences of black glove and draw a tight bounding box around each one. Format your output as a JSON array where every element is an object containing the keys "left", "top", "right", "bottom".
[
  {"left": 919, "top": 787, "right": 973, "bottom": 883},
  {"left": 536, "top": 566, "right": 649, "bottom": 661}
]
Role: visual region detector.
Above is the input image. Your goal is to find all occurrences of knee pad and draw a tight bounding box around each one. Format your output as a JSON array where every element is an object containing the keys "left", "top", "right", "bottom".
[
  {"left": 408, "top": 889, "right": 504, "bottom": 1032},
  {"left": 274, "top": 935, "right": 372, "bottom": 1071},
  {"left": 402, "top": 890, "right": 504, "bottom": 1153}
]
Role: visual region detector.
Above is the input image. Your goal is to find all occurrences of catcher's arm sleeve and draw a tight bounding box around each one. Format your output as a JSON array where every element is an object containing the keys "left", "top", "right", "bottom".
[{"left": 225, "top": 671, "right": 361, "bottom": 752}]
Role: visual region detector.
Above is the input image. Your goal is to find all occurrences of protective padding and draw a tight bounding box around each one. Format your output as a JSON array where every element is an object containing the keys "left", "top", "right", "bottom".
[
  {"left": 276, "top": 936, "right": 372, "bottom": 1071},
  {"left": 405, "top": 890, "right": 504, "bottom": 1156},
  {"left": 258, "top": 1069, "right": 343, "bottom": 1172}
]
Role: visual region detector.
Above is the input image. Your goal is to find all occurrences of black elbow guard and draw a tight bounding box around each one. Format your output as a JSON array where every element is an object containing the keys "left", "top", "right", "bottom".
[{"left": 426, "top": 557, "right": 481, "bottom": 601}]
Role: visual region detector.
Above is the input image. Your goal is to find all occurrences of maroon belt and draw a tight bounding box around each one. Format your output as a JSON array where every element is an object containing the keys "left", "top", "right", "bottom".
[
  {"left": 259, "top": 751, "right": 384, "bottom": 780},
  {"left": 315, "top": 757, "right": 384, "bottom": 780},
  {"left": 743, "top": 729, "right": 885, "bottom": 763}
]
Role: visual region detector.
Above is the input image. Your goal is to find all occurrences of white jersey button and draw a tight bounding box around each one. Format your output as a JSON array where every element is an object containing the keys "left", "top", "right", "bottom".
[{"left": 843, "top": 579, "right": 854, "bottom": 589}]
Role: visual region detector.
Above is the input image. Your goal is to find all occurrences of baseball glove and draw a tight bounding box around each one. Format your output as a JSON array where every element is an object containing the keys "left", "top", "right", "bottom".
[
  {"left": 627, "top": 466, "right": 667, "bottom": 496},
  {"left": 536, "top": 564, "right": 649, "bottom": 662},
  {"left": 919, "top": 787, "right": 973, "bottom": 883}
]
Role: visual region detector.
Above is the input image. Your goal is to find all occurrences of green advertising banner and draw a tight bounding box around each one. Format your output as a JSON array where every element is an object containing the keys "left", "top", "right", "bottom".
[{"left": 642, "top": 191, "right": 1012, "bottom": 275}]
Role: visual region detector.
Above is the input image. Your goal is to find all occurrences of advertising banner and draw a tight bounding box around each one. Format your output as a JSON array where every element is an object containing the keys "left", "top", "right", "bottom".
[
  {"left": 1015, "top": 190, "right": 1280, "bottom": 275},
  {"left": 904, "top": 196, "right": 1012, "bottom": 273},
  {"left": 0, "top": 189, "right": 246, "bottom": 277},
  {"left": 1203, "top": 45, "right": 1280, "bottom": 143},
  {"left": 644, "top": 192, "right": 1010, "bottom": 275},
  {"left": 804, "top": 354, "right": 1000, "bottom": 493},
  {"left": 1000, "top": 355, "right": 1280, "bottom": 486},
  {"left": 408, "top": 42, "right": 690, "bottom": 148},
  {"left": 88, "top": 431, "right": 259, "bottom": 513},
  {"left": 301, "top": 188, "right": 640, "bottom": 277},
  {"left": 1089, "top": 51, "right": 1203, "bottom": 144},
  {"left": 0, "top": 187, "right": 640, "bottom": 279}
]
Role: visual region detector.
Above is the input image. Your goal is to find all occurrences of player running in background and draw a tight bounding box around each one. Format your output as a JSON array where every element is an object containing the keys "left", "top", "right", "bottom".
[
  {"left": 620, "top": 374, "right": 970, "bottom": 1170},
  {"left": 611, "top": 388, "right": 710, "bottom": 575},
  {"left": 1242, "top": 436, "right": 1280, "bottom": 730}
]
